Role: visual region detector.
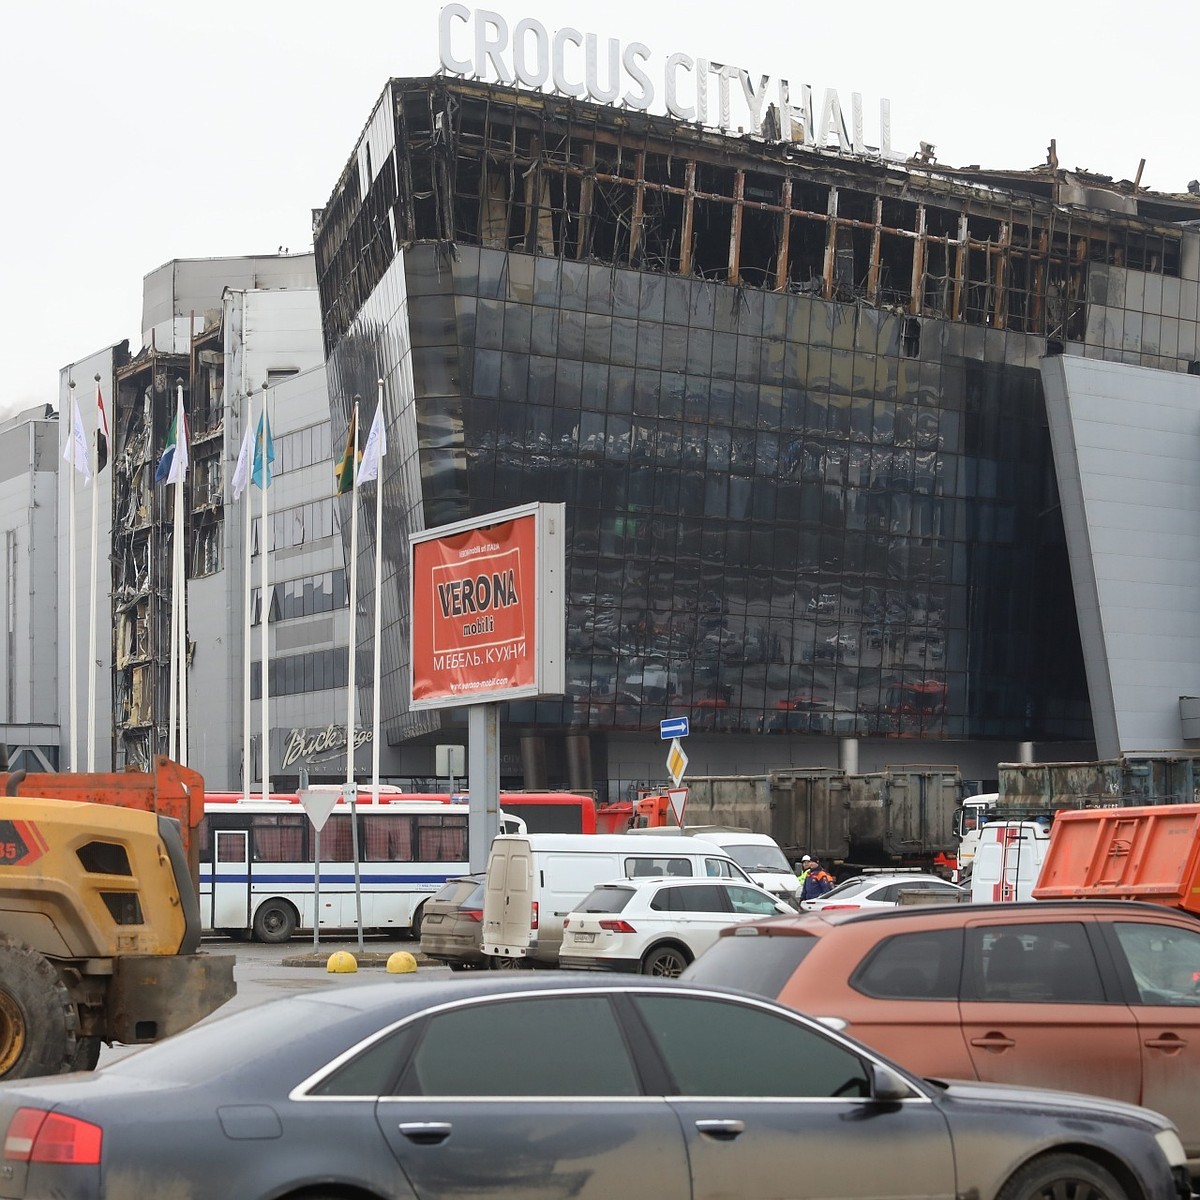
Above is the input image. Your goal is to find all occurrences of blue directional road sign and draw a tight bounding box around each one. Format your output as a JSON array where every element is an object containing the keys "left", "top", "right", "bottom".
[{"left": 660, "top": 716, "right": 690, "bottom": 740}]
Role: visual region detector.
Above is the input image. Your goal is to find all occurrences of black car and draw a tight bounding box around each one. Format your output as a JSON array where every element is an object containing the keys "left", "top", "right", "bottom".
[{"left": 0, "top": 974, "right": 1188, "bottom": 1200}]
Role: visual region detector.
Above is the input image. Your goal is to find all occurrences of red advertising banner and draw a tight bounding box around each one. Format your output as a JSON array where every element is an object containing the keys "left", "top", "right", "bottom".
[{"left": 411, "top": 512, "right": 538, "bottom": 704}]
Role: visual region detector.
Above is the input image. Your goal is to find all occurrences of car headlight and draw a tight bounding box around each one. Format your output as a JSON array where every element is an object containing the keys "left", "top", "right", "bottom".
[{"left": 1155, "top": 1128, "right": 1186, "bottom": 1169}]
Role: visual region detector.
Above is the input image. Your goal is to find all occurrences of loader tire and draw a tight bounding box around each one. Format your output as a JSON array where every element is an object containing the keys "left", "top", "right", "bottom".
[
  {"left": 0, "top": 935, "right": 79, "bottom": 1080},
  {"left": 69, "top": 1036, "right": 102, "bottom": 1072}
]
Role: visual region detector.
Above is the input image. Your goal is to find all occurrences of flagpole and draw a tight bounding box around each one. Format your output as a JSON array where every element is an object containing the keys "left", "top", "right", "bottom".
[
  {"left": 260, "top": 382, "right": 271, "bottom": 802},
  {"left": 371, "top": 379, "right": 385, "bottom": 803},
  {"left": 67, "top": 380, "right": 79, "bottom": 773},
  {"left": 176, "top": 379, "right": 189, "bottom": 768},
  {"left": 242, "top": 390, "right": 255, "bottom": 802},
  {"left": 345, "top": 396, "right": 364, "bottom": 949},
  {"left": 86, "top": 375, "right": 102, "bottom": 772},
  {"left": 167, "top": 387, "right": 180, "bottom": 762}
]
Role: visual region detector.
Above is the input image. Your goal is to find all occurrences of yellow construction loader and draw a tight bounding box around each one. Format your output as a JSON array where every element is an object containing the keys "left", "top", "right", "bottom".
[{"left": 0, "top": 760, "right": 235, "bottom": 1078}]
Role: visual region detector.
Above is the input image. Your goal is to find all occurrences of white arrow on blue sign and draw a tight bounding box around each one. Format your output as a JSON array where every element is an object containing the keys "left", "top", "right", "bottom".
[{"left": 660, "top": 716, "right": 689, "bottom": 740}]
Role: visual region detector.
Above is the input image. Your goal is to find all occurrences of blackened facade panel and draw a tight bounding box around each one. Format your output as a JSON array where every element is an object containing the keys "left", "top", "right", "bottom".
[
  {"left": 385, "top": 242, "right": 1089, "bottom": 744},
  {"left": 314, "top": 77, "right": 1099, "bottom": 767}
]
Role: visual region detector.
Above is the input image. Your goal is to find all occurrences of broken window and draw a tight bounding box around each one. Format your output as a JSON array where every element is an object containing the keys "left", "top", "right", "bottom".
[{"left": 191, "top": 522, "right": 221, "bottom": 577}]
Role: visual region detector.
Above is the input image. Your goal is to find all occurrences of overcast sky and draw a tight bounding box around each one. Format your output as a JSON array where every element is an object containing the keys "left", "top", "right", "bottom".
[{"left": 3, "top": 0, "right": 1196, "bottom": 423}]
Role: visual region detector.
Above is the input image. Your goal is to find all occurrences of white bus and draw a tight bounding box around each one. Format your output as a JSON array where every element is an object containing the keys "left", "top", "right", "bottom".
[{"left": 198, "top": 795, "right": 523, "bottom": 943}]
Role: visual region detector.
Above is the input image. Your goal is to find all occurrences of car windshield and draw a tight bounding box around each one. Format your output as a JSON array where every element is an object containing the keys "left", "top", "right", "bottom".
[
  {"left": 725, "top": 844, "right": 792, "bottom": 872},
  {"left": 104, "top": 996, "right": 356, "bottom": 1085}
]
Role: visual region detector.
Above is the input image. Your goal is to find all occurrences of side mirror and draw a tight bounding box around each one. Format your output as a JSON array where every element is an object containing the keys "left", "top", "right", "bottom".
[{"left": 870, "top": 1062, "right": 916, "bottom": 1103}]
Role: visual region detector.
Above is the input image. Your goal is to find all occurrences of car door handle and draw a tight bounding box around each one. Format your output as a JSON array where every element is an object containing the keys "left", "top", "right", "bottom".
[
  {"left": 1144, "top": 1033, "right": 1187, "bottom": 1054},
  {"left": 969, "top": 1032, "right": 1016, "bottom": 1051},
  {"left": 695, "top": 1119, "right": 745, "bottom": 1140},
  {"left": 397, "top": 1122, "right": 453, "bottom": 1144}
]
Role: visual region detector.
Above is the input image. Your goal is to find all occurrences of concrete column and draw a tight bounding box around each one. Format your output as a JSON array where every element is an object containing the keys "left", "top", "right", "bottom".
[
  {"left": 839, "top": 737, "right": 859, "bottom": 774},
  {"left": 566, "top": 734, "right": 593, "bottom": 792},
  {"left": 520, "top": 734, "right": 547, "bottom": 789}
]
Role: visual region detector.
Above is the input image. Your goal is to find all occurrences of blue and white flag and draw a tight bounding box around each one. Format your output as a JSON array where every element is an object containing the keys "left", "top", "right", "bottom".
[{"left": 251, "top": 411, "right": 276, "bottom": 490}]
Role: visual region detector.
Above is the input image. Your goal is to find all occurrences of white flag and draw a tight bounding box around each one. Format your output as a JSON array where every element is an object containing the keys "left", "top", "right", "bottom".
[
  {"left": 359, "top": 402, "right": 387, "bottom": 484},
  {"left": 63, "top": 394, "right": 92, "bottom": 485},
  {"left": 231, "top": 417, "right": 253, "bottom": 500}
]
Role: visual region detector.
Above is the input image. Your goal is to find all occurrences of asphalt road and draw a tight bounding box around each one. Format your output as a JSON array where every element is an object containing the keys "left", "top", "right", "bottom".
[{"left": 97, "top": 935, "right": 453, "bottom": 1068}]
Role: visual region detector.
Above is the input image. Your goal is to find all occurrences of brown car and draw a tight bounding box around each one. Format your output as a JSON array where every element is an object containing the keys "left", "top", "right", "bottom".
[
  {"left": 683, "top": 899, "right": 1200, "bottom": 1179},
  {"left": 418, "top": 874, "right": 487, "bottom": 969}
]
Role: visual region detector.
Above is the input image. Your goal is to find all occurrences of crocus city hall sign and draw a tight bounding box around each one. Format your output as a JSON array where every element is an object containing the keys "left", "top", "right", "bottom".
[{"left": 438, "top": 4, "right": 897, "bottom": 159}]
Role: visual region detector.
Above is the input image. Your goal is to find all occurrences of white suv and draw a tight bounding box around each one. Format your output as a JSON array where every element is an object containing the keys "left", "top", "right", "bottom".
[{"left": 560, "top": 876, "right": 794, "bottom": 977}]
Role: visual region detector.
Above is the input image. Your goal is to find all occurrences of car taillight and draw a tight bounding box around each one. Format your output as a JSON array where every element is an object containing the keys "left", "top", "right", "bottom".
[
  {"left": 531, "top": 901, "right": 539, "bottom": 930},
  {"left": 4, "top": 1108, "right": 102, "bottom": 1164},
  {"left": 599, "top": 920, "right": 636, "bottom": 933},
  {"left": 818, "top": 904, "right": 861, "bottom": 911},
  {"left": 464, "top": 909, "right": 483, "bottom": 923}
]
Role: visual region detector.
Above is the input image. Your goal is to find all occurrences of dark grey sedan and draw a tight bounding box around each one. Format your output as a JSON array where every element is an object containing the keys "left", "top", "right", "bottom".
[{"left": 0, "top": 975, "right": 1188, "bottom": 1200}]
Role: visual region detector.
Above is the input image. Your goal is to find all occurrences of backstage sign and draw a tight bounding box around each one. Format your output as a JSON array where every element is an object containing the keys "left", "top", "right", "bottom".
[
  {"left": 282, "top": 724, "right": 372, "bottom": 770},
  {"left": 438, "top": 4, "right": 898, "bottom": 159}
]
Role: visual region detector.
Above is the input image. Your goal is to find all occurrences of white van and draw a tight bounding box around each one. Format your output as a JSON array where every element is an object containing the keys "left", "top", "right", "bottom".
[
  {"left": 627, "top": 826, "right": 801, "bottom": 902},
  {"left": 482, "top": 833, "right": 754, "bottom": 967},
  {"left": 685, "top": 830, "right": 801, "bottom": 902}
]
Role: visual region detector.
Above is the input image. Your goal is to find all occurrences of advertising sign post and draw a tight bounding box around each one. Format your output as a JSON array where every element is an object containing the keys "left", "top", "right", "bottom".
[{"left": 410, "top": 503, "right": 565, "bottom": 869}]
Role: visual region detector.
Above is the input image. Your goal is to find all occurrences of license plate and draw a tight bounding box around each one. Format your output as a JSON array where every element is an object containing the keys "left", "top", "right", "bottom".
[
  {"left": 573, "top": 932, "right": 595, "bottom": 944},
  {"left": 425, "top": 913, "right": 444, "bottom": 924}
]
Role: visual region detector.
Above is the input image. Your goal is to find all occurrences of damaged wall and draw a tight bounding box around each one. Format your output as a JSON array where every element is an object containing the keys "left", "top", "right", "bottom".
[{"left": 316, "top": 78, "right": 1199, "bottom": 372}]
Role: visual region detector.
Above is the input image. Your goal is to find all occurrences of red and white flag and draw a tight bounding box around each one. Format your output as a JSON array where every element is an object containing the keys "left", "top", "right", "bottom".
[{"left": 95, "top": 382, "right": 110, "bottom": 473}]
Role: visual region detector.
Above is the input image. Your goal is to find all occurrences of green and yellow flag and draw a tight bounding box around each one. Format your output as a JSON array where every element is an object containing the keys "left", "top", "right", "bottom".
[{"left": 334, "top": 409, "right": 359, "bottom": 495}]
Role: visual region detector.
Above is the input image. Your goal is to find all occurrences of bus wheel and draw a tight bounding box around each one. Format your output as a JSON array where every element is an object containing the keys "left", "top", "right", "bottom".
[{"left": 252, "top": 900, "right": 298, "bottom": 944}]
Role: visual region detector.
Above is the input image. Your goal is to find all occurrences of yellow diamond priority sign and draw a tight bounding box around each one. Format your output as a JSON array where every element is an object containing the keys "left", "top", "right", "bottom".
[{"left": 666, "top": 737, "right": 688, "bottom": 787}]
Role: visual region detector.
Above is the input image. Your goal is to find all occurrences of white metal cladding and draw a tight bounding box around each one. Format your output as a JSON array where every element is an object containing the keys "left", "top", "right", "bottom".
[{"left": 1041, "top": 354, "right": 1200, "bottom": 756}]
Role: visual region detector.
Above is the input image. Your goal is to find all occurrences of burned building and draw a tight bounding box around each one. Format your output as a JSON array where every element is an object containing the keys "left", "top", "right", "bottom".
[
  {"left": 111, "top": 347, "right": 190, "bottom": 768},
  {"left": 305, "top": 75, "right": 1200, "bottom": 798},
  {"left": 313, "top": 76, "right": 1200, "bottom": 795},
  {"left": 106, "top": 256, "right": 333, "bottom": 777}
]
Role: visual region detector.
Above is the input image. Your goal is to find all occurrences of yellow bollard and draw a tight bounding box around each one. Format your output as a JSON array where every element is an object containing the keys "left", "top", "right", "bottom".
[
  {"left": 386, "top": 951, "right": 418, "bottom": 974},
  {"left": 326, "top": 950, "right": 358, "bottom": 973}
]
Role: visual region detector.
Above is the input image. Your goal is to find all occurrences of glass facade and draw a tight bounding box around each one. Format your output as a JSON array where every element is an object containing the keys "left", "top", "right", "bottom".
[
  {"left": 328, "top": 242, "right": 1089, "bottom": 747},
  {"left": 313, "top": 76, "right": 1144, "bottom": 774}
]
